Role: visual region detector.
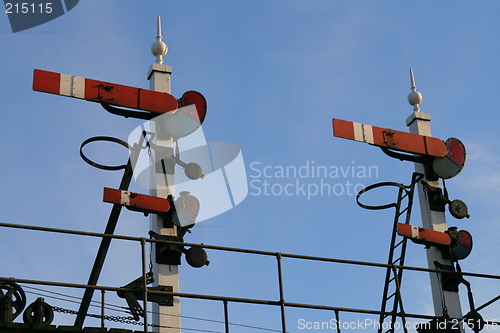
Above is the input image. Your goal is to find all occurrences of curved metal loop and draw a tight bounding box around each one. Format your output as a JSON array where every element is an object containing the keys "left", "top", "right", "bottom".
[
  {"left": 356, "top": 182, "right": 406, "bottom": 210},
  {"left": 356, "top": 173, "right": 424, "bottom": 211},
  {"left": 80, "top": 136, "right": 132, "bottom": 171}
]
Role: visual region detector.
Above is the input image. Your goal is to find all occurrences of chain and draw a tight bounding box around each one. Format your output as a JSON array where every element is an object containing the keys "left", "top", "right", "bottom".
[{"left": 52, "top": 306, "right": 158, "bottom": 327}]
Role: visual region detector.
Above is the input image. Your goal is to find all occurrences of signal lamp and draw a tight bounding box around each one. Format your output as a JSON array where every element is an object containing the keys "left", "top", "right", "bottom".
[
  {"left": 185, "top": 246, "right": 209, "bottom": 268},
  {"left": 447, "top": 227, "right": 473, "bottom": 261},
  {"left": 165, "top": 91, "right": 207, "bottom": 139},
  {"left": 184, "top": 162, "right": 204, "bottom": 180},
  {"left": 449, "top": 199, "right": 470, "bottom": 219},
  {"left": 179, "top": 91, "right": 207, "bottom": 124},
  {"left": 173, "top": 191, "right": 200, "bottom": 228}
]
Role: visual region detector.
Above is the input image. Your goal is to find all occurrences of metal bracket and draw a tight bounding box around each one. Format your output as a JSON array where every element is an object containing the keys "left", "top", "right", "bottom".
[
  {"left": 449, "top": 263, "right": 484, "bottom": 332},
  {"left": 382, "top": 130, "right": 398, "bottom": 148},
  {"left": 434, "top": 261, "right": 460, "bottom": 292},
  {"left": 149, "top": 230, "right": 183, "bottom": 265},
  {"left": 117, "top": 275, "right": 173, "bottom": 309},
  {"left": 96, "top": 84, "right": 115, "bottom": 102},
  {"left": 155, "top": 156, "right": 176, "bottom": 175},
  {"left": 139, "top": 286, "right": 174, "bottom": 307},
  {"left": 380, "top": 147, "right": 441, "bottom": 182},
  {"left": 421, "top": 180, "right": 447, "bottom": 212},
  {"left": 148, "top": 142, "right": 205, "bottom": 179},
  {"left": 101, "top": 102, "right": 158, "bottom": 120},
  {"left": 116, "top": 272, "right": 155, "bottom": 321},
  {"left": 421, "top": 180, "right": 471, "bottom": 219},
  {"left": 380, "top": 147, "right": 430, "bottom": 164}
]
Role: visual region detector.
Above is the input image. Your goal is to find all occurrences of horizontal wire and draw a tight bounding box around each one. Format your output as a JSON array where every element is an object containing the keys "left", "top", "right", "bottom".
[
  {"left": 24, "top": 289, "right": 129, "bottom": 315},
  {"left": 23, "top": 285, "right": 127, "bottom": 310},
  {"left": 23, "top": 285, "right": 283, "bottom": 332}
]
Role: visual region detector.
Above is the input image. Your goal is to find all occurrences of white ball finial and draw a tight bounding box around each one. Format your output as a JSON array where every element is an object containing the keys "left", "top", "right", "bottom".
[
  {"left": 407, "top": 68, "right": 423, "bottom": 111},
  {"left": 151, "top": 40, "right": 168, "bottom": 64},
  {"left": 408, "top": 91, "right": 423, "bottom": 106},
  {"left": 151, "top": 16, "right": 168, "bottom": 64}
]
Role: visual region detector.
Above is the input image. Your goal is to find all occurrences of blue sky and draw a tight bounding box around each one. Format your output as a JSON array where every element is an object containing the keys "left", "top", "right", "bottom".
[{"left": 1, "top": 1, "right": 500, "bottom": 332}]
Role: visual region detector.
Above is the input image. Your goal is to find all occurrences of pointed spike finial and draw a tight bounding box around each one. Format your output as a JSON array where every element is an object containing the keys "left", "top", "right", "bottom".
[
  {"left": 407, "top": 68, "right": 423, "bottom": 112},
  {"left": 151, "top": 15, "right": 168, "bottom": 64},
  {"left": 410, "top": 68, "right": 416, "bottom": 91},
  {"left": 157, "top": 15, "right": 162, "bottom": 39}
]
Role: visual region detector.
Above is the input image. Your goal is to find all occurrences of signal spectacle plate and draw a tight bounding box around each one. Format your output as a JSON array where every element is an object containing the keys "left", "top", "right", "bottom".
[{"left": 433, "top": 138, "right": 466, "bottom": 179}]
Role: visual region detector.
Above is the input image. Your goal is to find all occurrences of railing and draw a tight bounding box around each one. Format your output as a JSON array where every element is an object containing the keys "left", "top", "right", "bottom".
[{"left": 1, "top": 221, "right": 500, "bottom": 333}]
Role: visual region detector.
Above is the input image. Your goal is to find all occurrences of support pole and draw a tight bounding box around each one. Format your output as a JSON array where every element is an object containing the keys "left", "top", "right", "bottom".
[
  {"left": 406, "top": 69, "right": 464, "bottom": 331},
  {"left": 141, "top": 238, "right": 149, "bottom": 333},
  {"left": 74, "top": 140, "right": 142, "bottom": 327},
  {"left": 101, "top": 290, "right": 105, "bottom": 328},
  {"left": 148, "top": 16, "right": 181, "bottom": 333},
  {"left": 223, "top": 300, "right": 229, "bottom": 333},
  {"left": 276, "top": 253, "right": 287, "bottom": 333}
]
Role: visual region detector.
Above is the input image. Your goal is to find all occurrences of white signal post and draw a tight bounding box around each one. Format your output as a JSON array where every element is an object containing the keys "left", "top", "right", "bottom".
[
  {"left": 148, "top": 16, "right": 181, "bottom": 333},
  {"left": 406, "top": 69, "right": 464, "bottom": 330}
]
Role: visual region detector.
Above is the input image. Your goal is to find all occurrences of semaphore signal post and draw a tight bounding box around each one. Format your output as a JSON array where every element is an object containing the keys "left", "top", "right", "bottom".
[
  {"left": 333, "top": 69, "right": 476, "bottom": 332},
  {"left": 32, "top": 15, "right": 208, "bottom": 332},
  {"left": 405, "top": 70, "right": 464, "bottom": 331},
  {"left": 147, "top": 16, "right": 180, "bottom": 333}
]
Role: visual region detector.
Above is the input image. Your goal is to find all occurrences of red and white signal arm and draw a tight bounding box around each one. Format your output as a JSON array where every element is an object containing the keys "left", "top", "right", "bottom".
[
  {"left": 103, "top": 187, "right": 170, "bottom": 214},
  {"left": 332, "top": 118, "right": 447, "bottom": 157},
  {"left": 397, "top": 223, "right": 451, "bottom": 246},
  {"left": 333, "top": 119, "right": 467, "bottom": 179},
  {"left": 33, "top": 69, "right": 179, "bottom": 114}
]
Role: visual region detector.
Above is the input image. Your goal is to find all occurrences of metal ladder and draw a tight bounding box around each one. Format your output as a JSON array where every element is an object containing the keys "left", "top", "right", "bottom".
[
  {"left": 379, "top": 173, "right": 423, "bottom": 333},
  {"left": 356, "top": 172, "right": 423, "bottom": 333}
]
